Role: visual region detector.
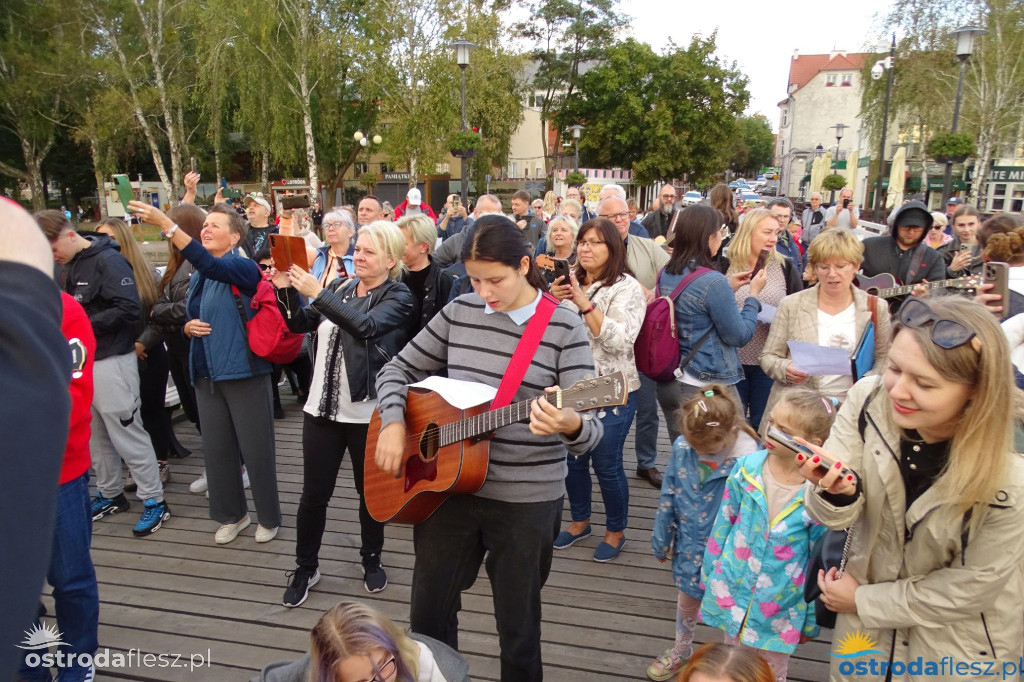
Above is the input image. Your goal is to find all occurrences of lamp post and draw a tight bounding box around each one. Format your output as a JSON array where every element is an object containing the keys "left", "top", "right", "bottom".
[
  {"left": 941, "top": 26, "right": 986, "bottom": 206},
  {"left": 568, "top": 124, "right": 585, "bottom": 171},
  {"left": 872, "top": 34, "right": 896, "bottom": 219},
  {"left": 353, "top": 130, "right": 383, "bottom": 169},
  {"left": 830, "top": 123, "right": 848, "bottom": 203},
  {"left": 451, "top": 40, "right": 476, "bottom": 205}
]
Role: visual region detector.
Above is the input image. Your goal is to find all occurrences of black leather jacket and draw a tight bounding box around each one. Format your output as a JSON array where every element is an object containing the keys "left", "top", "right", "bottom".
[
  {"left": 145, "top": 261, "right": 195, "bottom": 354},
  {"left": 279, "top": 277, "right": 414, "bottom": 402},
  {"left": 400, "top": 257, "right": 456, "bottom": 335}
]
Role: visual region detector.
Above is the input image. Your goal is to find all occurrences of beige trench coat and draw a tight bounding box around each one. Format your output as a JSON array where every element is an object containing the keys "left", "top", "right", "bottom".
[
  {"left": 804, "top": 377, "right": 1024, "bottom": 682},
  {"left": 758, "top": 284, "right": 891, "bottom": 431}
]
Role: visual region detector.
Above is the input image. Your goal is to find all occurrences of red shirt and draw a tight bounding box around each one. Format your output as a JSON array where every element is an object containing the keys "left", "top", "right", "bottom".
[{"left": 60, "top": 293, "right": 95, "bottom": 484}]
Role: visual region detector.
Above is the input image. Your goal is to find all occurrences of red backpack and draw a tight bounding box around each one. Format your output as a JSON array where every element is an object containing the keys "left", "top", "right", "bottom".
[
  {"left": 634, "top": 267, "right": 712, "bottom": 381},
  {"left": 231, "top": 281, "right": 304, "bottom": 364}
]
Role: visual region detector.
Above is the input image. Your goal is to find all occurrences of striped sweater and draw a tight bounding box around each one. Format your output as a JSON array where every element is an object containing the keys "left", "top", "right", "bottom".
[{"left": 375, "top": 292, "right": 603, "bottom": 503}]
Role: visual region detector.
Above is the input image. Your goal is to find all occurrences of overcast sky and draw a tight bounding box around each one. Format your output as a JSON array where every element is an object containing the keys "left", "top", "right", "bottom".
[{"left": 627, "top": 0, "right": 893, "bottom": 131}]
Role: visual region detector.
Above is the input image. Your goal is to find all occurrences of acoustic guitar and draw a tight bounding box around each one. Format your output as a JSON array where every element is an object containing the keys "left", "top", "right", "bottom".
[
  {"left": 855, "top": 273, "right": 978, "bottom": 299},
  {"left": 364, "top": 372, "right": 628, "bottom": 525}
]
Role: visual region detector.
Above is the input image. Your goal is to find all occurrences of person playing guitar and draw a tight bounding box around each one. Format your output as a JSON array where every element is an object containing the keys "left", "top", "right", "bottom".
[{"left": 373, "top": 215, "right": 603, "bottom": 681}]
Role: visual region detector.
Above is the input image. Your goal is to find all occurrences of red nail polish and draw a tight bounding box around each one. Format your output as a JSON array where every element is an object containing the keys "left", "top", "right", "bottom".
[
  {"left": 834, "top": 461, "right": 842, "bottom": 469},
  {"left": 796, "top": 453, "right": 805, "bottom": 461},
  {"left": 812, "top": 456, "right": 820, "bottom": 464},
  {"left": 846, "top": 475, "right": 854, "bottom": 482}
]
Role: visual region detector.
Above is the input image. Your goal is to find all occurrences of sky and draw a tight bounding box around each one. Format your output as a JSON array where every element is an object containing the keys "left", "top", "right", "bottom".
[{"left": 627, "top": 0, "right": 893, "bottom": 132}]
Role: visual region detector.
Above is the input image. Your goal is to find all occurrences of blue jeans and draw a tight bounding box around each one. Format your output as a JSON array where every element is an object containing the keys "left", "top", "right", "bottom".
[
  {"left": 633, "top": 374, "right": 659, "bottom": 470},
  {"left": 735, "top": 364, "right": 774, "bottom": 432},
  {"left": 565, "top": 391, "right": 637, "bottom": 532},
  {"left": 20, "top": 472, "right": 99, "bottom": 682}
]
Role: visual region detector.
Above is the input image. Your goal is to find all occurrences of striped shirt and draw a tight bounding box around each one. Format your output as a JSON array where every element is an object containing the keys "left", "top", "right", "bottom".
[{"left": 375, "top": 291, "right": 603, "bottom": 503}]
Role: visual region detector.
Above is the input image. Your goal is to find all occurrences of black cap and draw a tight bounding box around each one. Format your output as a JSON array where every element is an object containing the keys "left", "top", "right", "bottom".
[{"left": 891, "top": 201, "right": 933, "bottom": 230}]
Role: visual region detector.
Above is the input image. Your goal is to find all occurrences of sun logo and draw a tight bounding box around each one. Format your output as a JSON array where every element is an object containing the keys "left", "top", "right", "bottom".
[
  {"left": 833, "top": 630, "right": 884, "bottom": 658},
  {"left": 17, "top": 623, "right": 68, "bottom": 650}
]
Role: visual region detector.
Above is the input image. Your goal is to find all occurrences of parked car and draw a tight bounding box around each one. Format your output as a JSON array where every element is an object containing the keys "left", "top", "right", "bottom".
[{"left": 681, "top": 191, "right": 702, "bottom": 206}]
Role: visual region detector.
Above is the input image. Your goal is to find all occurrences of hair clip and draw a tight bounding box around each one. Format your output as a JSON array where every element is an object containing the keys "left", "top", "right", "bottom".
[
  {"left": 703, "top": 390, "right": 715, "bottom": 398},
  {"left": 697, "top": 400, "right": 708, "bottom": 414},
  {"left": 706, "top": 421, "right": 720, "bottom": 427},
  {"left": 821, "top": 397, "right": 833, "bottom": 414}
]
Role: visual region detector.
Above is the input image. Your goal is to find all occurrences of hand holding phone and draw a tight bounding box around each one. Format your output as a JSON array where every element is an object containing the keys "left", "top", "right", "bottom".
[
  {"left": 767, "top": 427, "right": 849, "bottom": 476},
  {"left": 751, "top": 247, "right": 771, "bottom": 279},
  {"left": 842, "top": 198, "right": 851, "bottom": 209},
  {"left": 112, "top": 174, "right": 136, "bottom": 212},
  {"left": 552, "top": 258, "right": 571, "bottom": 283},
  {"left": 983, "top": 261, "right": 1010, "bottom": 320}
]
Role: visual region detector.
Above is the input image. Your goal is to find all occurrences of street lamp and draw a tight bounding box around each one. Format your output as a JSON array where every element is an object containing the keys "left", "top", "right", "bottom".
[
  {"left": 451, "top": 40, "right": 477, "bottom": 205},
  {"left": 941, "top": 26, "right": 986, "bottom": 206},
  {"left": 830, "top": 123, "right": 848, "bottom": 203},
  {"left": 873, "top": 34, "right": 896, "bottom": 218},
  {"left": 568, "top": 125, "right": 585, "bottom": 171}
]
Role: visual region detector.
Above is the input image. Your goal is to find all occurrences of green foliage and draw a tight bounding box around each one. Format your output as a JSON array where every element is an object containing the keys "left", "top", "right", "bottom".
[
  {"left": 565, "top": 171, "right": 587, "bottom": 186},
  {"left": 359, "top": 172, "right": 378, "bottom": 189},
  {"left": 822, "top": 174, "right": 848, "bottom": 191},
  {"left": 557, "top": 36, "right": 749, "bottom": 185},
  {"left": 925, "top": 132, "right": 977, "bottom": 161},
  {"left": 730, "top": 115, "right": 775, "bottom": 177},
  {"left": 447, "top": 130, "right": 484, "bottom": 151}
]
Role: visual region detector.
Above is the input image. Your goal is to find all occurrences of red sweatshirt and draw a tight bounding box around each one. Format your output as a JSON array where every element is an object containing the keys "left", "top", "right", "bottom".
[{"left": 60, "top": 293, "right": 95, "bottom": 484}]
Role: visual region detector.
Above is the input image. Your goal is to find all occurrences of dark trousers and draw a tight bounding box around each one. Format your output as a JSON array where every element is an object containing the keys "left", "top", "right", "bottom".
[
  {"left": 167, "top": 343, "right": 200, "bottom": 431},
  {"left": 296, "top": 414, "right": 382, "bottom": 570},
  {"left": 410, "top": 494, "right": 562, "bottom": 682},
  {"left": 735, "top": 363, "right": 773, "bottom": 431},
  {"left": 138, "top": 343, "right": 176, "bottom": 459}
]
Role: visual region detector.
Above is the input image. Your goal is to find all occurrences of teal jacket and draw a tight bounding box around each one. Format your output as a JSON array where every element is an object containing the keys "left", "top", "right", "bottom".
[{"left": 700, "top": 450, "right": 824, "bottom": 654}]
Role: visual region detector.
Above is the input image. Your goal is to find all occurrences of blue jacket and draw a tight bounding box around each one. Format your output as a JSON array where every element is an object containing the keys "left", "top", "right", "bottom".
[
  {"left": 775, "top": 231, "right": 805, "bottom": 272},
  {"left": 651, "top": 433, "right": 757, "bottom": 599},
  {"left": 659, "top": 264, "right": 759, "bottom": 384},
  {"left": 184, "top": 242, "right": 271, "bottom": 382},
  {"left": 700, "top": 450, "right": 824, "bottom": 653},
  {"left": 311, "top": 245, "right": 354, "bottom": 284}
]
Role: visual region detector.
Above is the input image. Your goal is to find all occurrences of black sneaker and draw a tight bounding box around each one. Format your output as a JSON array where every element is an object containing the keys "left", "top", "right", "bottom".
[
  {"left": 283, "top": 567, "right": 320, "bottom": 607},
  {"left": 92, "top": 493, "right": 130, "bottom": 521},
  {"left": 362, "top": 555, "right": 388, "bottom": 593}
]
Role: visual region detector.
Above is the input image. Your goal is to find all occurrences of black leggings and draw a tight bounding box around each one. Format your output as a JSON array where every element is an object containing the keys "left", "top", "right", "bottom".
[
  {"left": 167, "top": 343, "right": 200, "bottom": 432},
  {"left": 138, "top": 344, "right": 176, "bottom": 460},
  {"left": 295, "top": 414, "right": 382, "bottom": 571}
]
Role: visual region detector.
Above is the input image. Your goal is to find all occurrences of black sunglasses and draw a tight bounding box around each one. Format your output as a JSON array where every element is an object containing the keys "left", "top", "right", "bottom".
[
  {"left": 258, "top": 263, "right": 272, "bottom": 271},
  {"left": 897, "top": 298, "right": 979, "bottom": 351}
]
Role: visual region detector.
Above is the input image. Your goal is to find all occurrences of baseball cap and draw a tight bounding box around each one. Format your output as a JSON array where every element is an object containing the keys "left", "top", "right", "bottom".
[
  {"left": 244, "top": 193, "right": 272, "bottom": 212},
  {"left": 947, "top": 197, "right": 964, "bottom": 206},
  {"left": 893, "top": 201, "right": 933, "bottom": 229},
  {"left": 407, "top": 188, "right": 422, "bottom": 206}
]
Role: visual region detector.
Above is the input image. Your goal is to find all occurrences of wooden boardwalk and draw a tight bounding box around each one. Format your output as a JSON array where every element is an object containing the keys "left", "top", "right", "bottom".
[{"left": 60, "top": 392, "right": 835, "bottom": 681}]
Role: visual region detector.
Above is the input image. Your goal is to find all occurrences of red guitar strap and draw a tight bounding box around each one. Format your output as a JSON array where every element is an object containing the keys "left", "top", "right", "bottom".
[{"left": 490, "top": 292, "right": 559, "bottom": 409}]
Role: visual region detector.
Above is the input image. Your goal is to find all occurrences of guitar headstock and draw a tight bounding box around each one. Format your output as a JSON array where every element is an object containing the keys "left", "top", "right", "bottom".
[
  {"left": 535, "top": 253, "right": 555, "bottom": 271},
  {"left": 557, "top": 372, "right": 628, "bottom": 411},
  {"left": 951, "top": 276, "right": 979, "bottom": 290}
]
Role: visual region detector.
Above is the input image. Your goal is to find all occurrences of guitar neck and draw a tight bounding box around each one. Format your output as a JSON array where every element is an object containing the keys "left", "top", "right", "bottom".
[
  {"left": 437, "top": 396, "right": 538, "bottom": 447},
  {"left": 877, "top": 277, "right": 968, "bottom": 299}
]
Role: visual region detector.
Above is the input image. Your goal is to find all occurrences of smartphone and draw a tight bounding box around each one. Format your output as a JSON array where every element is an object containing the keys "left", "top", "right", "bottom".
[
  {"left": 219, "top": 177, "right": 241, "bottom": 199},
  {"left": 269, "top": 234, "right": 307, "bottom": 274},
  {"left": 553, "top": 258, "right": 571, "bottom": 283},
  {"left": 959, "top": 243, "right": 972, "bottom": 252},
  {"left": 281, "top": 194, "right": 311, "bottom": 210},
  {"left": 842, "top": 198, "right": 851, "bottom": 209},
  {"left": 335, "top": 256, "right": 348, "bottom": 279},
  {"left": 190, "top": 156, "right": 196, "bottom": 174},
  {"left": 983, "top": 261, "right": 1011, "bottom": 320},
  {"left": 112, "top": 174, "right": 136, "bottom": 212},
  {"left": 452, "top": 196, "right": 461, "bottom": 209},
  {"left": 766, "top": 427, "right": 850, "bottom": 477},
  {"left": 751, "top": 247, "right": 771, "bottom": 279}
]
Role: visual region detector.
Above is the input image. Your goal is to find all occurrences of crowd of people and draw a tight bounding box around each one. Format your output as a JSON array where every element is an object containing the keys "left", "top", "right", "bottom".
[{"left": 8, "top": 174, "right": 1024, "bottom": 682}]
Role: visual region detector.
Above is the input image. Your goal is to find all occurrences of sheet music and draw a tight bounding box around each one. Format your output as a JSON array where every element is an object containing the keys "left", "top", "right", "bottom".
[
  {"left": 787, "top": 341, "right": 852, "bottom": 376},
  {"left": 408, "top": 376, "right": 497, "bottom": 410}
]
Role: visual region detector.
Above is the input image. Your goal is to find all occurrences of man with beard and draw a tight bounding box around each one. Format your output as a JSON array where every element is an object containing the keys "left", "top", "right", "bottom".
[
  {"left": 861, "top": 201, "right": 946, "bottom": 304},
  {"left": 641, "top": 185, "right": 676, "bottom": 240},
  {"left": 241, "top": 193, "right": 277, "bottom": 259}
]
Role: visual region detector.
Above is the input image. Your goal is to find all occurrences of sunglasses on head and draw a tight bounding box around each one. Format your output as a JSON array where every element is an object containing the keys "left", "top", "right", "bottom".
[{"left": 897, "top": 298, "right": 980, "bottom": 351}]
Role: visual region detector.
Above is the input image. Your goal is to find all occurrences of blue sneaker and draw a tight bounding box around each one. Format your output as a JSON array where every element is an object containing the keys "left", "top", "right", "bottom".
[
  {"left": 553, "top": 524, "right": 591, "bottom": 550},
  {"left": 132, "top": 498, "right": 170, "bottom": 536},
  {"left": 593, "top": 536, "right": 626, "bottom": 562},
  {"left": 91, "top": 493, "right": 130, "bottom": 521}
]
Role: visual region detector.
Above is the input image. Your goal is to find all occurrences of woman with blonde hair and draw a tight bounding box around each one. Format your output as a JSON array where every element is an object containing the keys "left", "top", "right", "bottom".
[
  {"left": 797, "top": 296, "right": 1024, "bottom": 681},
  {"left": 251, "top": 601, "right": 470, "bottom": 682},
  {"left": 542, "top": 190, "right": 558, "bottom": 221},
  {"left": 96, "top": 218, "right": 180, "bottom": 483},
  {"left": 723, "top": 208, "right": 802, "bottom": 429},
  {"left": 275, "top": 221, "right": 414, "bottom": 605},
  {"left": 759, "top": 229, "right": 891, "bottom": 426}
]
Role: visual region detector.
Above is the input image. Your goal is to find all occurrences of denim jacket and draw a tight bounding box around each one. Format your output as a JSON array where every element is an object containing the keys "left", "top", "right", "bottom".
[{"left": 659, "top": 265, "right": 759, "bottom": 384}]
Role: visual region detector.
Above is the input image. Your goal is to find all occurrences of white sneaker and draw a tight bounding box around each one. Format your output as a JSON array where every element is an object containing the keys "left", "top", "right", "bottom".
[
  {"left": 215, "top": 516, "right": 251, "bottom": 544},
  {"left": 241, "top": 467, "right": 250, "bottom": 489},
  {"left": 255, "top": 525, "right": 279, "bottom": 543},
  {"left": 190, "top": 472, "right": 208, "bottom": 494}
]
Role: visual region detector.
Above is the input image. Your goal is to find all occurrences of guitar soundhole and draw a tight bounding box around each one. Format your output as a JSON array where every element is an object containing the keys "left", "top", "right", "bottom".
[{"left": 404, "top": 424, "right": 441, "bottom": 493}]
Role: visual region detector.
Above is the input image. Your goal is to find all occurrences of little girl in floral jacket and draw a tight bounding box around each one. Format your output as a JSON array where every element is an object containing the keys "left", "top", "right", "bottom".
[{"left": 700, "top": 387, "right": 838, "bottom": 682}]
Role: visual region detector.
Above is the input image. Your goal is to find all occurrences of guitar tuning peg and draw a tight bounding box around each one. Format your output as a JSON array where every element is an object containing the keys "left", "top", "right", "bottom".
[
  {"left": 597, "top": 410, "right": 606, "bottom": 419},
  {"left": 612, "top": 407, "right": 620, "bottom": 416},
  {"left": 582, "top": 413, "right": 594, "bottom": 421}
]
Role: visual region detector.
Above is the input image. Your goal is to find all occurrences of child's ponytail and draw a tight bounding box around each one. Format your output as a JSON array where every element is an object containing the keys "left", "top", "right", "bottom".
[{"left": 678, "top": 385, "right": 759, "bottom": 450}]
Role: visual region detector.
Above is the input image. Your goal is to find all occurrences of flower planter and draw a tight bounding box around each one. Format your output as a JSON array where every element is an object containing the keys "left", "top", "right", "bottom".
[{"left": 450, "top": 148, "right": 477, "bottom": 159}]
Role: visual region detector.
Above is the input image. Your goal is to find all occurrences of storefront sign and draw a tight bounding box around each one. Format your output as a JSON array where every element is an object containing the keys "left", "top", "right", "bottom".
[{"left": 383, "top": 172, "right": 411, "bottom": 181}]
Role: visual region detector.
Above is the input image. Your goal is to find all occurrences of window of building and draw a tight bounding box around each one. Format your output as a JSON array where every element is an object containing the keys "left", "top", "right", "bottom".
[
  {"left": 434, "top": 163, "right": 451, "bottom": 174},
  {"left": 379, "top": 162, "right": 394, "bottom": 174},
  {"left": 524, "top": 167, "right": 531, "bottom": 177},
  {"left": 354, "top": 162, "right": 368, "bottom": 175},
  {"left": 841, "top": 73, "right": 853, "bottom": 86},
  {"left": 825, "top": 74, "right": 837, "bottom": 87},
  {"left": 510, "top": 162, "right": 518, "bottom": 177},
  {"left": 781, "top": 109, "right": 789, "bottom": 127},
  {"left": 536, "top": 166, "right": 544, "bottom": 177},
  {"left": 1013, "top": 187, "right": 1024, "bottom": 213}
]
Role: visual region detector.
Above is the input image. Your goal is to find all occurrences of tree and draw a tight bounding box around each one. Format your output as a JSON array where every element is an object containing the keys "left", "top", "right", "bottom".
[
  {"left": 557, "top": 37, "right": 749, "bottom": 185},
  {"left": 729, "top": 115, "right": 775, "bottom": 177},
  {"left": 515, "top": 0, "right": 627, "bottom": 173}
]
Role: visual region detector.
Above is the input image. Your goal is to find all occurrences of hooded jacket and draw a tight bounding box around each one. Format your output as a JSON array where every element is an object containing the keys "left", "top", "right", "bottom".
[
  {"left": 860, "top": 202, "right": 946, "bottom": 286},
  {"left": 393, "top": 198, "right": 437, "bottom": 222},
  {"left": 58, "top": 233, "right": 141, "bottom": 360}
]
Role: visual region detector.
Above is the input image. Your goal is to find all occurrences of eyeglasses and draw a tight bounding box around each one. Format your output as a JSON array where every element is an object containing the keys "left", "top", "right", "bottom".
[
  {"left": 355, "top": 656, "right": 397, "bottom": 682},
  {"left": 598, "top": 212, "right": 629, "bottom": 221},
  {"left": 257, "top": 263, "right": 272, "bottom": 272},
  {"left": 323, "top": 222, "right": 346, "bottom": 230},
  {"left": 897, "top": 298, "right": 980, "bottom": 351},
  {"left": 577, "top": 239, "right": 606, "bottom": 249},
  {"left": 813, "top": 262, "right": 854, "bottom": 274}
]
